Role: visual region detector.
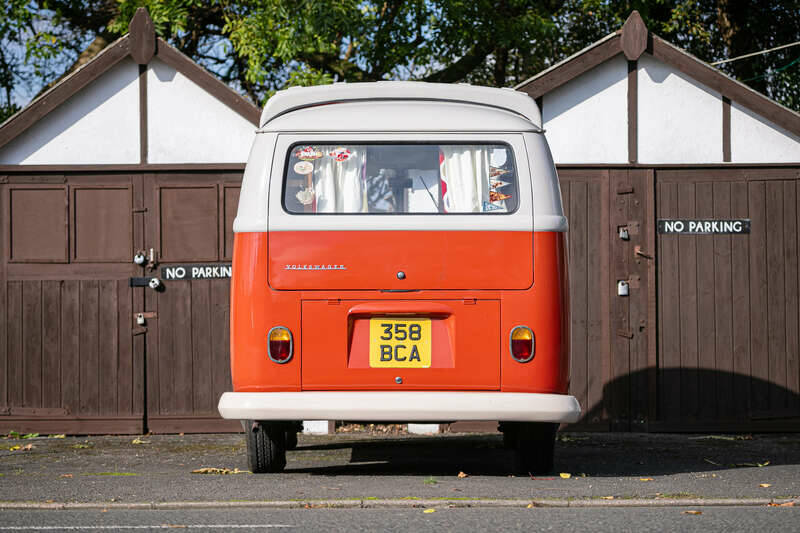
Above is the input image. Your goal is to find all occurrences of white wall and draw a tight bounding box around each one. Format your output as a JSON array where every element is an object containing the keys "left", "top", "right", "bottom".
[
  {"left": 543, "top": 55, "right": 628, "bottom": 164},
  {"left": 0, "top": 58, "right": 140, "bottom": 164},
  {"left": 147, "top": 58, "right": 255, "bottom": 163},
  {"left": 730, "top": 102, "right": 800, "bottom": 162},
  {"left": 637, "top": 55, "right": 722, "bottom": 163}
]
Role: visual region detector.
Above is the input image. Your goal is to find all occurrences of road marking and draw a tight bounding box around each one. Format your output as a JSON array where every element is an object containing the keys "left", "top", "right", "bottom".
[{"left": 0, "top": 526, "right": 294, "bottom": 530}]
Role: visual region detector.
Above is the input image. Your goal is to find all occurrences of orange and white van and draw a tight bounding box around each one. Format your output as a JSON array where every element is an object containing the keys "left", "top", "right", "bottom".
[{"left": 218, "top": 82, "right": 580, "bottom": 473}]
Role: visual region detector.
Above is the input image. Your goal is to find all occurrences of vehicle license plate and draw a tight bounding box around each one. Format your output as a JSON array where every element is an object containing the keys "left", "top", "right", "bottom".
[{"left": 369, "top": 318, "right": 431, "bottom": 368}]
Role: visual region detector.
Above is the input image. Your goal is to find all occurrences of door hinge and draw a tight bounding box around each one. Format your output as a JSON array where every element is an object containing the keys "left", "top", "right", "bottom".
[
  {"left": 616, "top": 184, "right": 634, "bottom": 195},
  {"left": 616, "top": 329, "right": 634, "bottom": 339},
  {"left": 132, "top": 207, "right": 147, "bottom": 213}
]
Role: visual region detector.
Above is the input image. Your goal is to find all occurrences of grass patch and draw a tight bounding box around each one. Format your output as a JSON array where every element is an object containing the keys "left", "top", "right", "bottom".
[{"left": 423, "top": 476, "right": 438, "bottom": 485}]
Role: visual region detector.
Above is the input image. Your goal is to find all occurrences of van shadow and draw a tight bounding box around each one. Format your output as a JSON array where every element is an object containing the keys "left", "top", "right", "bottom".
[{"left": 288, "top": 369, "right": 800, "bottom": 477}]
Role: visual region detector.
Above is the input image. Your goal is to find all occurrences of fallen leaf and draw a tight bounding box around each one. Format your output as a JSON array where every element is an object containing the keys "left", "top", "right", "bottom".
[
  {"left": 767, "top": 501, "right": 795, "bottom": 507},
  {"left": 131, "top": 438, "right": 149, "bottom": 445},
  {"left": 683, "top": 510, "right": 702, "bottom": 515},
  {"left": 9, "top": 445, "right": 20, "bottom": 451},
  {"left": 559, "top": 473, "right": 571, "bottom": 479},
  {"left": 49, "top": 434, "right": 66, "bottom": 439},
  {"left": 190, "top": 467, "right": 248, "bottom": 475},
  {"left": 423, "top": 509, "right": 436, "bottom": 514},
  {"left": 639, "top": 478, "right": 654, "bottom": 482},
  {"left": 601, "top": 496, "right": 614, "bottom": 500},
  {"left": 45, "top": 500, "right": 54, "bottom": 503},
  {"left": 21, "top": 433, "right": 39, "bottom": 440},
  {"left": 21, "top": 444, "right": 33, "bottom": 451},
  {"left": 526, "top": 503, "right": 535, "bottom": 508},
  {"left": 457, "top": 471, "right": 468, "bottom": 479},
  {"left": 759, "top": 483, "right": 771, "bottom": 488},
  {"left": 733, "top": 461, "right": 770, "bottom": 468},
  {"left": 60, "top": 474, "right": 73, "bottom": 478}
]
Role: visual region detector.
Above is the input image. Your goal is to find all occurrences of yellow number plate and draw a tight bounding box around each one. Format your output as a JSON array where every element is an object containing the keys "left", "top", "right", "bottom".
[{"left": 369, "top": 318, "right": 431, "bottom": 368}]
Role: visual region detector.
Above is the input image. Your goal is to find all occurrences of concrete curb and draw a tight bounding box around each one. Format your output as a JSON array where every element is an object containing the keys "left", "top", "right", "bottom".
[{"left": 1, "top": 497, "right": 797, "bottom": 510}]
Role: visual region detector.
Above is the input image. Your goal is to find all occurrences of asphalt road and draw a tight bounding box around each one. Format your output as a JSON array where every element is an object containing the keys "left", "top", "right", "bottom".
[
  {"left": 0, "top": 507, "right": 798, "bottom": 532},
  {"left": 2, "top": 431, "right": 799, "bottom": 504}
]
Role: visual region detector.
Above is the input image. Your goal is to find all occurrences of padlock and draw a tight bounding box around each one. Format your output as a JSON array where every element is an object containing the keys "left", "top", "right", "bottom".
[{"left": 617, "top": 280, "right": 629, "bottom": 296}]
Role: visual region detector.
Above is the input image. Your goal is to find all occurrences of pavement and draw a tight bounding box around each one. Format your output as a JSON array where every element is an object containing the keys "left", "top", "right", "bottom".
[{"left": 1, "top": 430, "right": 799, "bottom": 509}]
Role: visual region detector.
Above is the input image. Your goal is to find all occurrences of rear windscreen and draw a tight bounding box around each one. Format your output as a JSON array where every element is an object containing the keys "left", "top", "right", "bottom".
[{"left": 283, "top": 143, "right": 517, "bottom": 214}]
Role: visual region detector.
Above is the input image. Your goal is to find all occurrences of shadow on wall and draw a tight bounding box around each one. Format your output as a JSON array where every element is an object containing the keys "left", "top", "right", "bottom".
[{"left": 572, "top": 367, "right": 800, "bottom": 432}]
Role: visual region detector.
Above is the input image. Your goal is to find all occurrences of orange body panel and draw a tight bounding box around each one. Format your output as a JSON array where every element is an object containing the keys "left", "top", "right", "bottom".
[
  {"left": 269, "top": 231, "right": 533, "bottom": 291},
  {"left": 230, "top": 231, "right": 568, "bottom": 394}
]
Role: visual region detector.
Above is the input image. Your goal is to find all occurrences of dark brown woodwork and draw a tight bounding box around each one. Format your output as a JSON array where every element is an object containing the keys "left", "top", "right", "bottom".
[
  {"left": 129, "top": 8, "right": 156, "bottom": 65},
  {"left": 627, "top": 60, "right": 638, "bottom": 163},
  {"left": 722, "top": 97, "right": 731, "bottom": 162},
  {"left": 621, "top": 11, "right": 648, "bottom": 61},
  {"left": 139, "top": 64, "right": 148, "bottom": 164},
  {"left": 0, "top": 164, "right": 246, "bottom": 173},
  {"left": 516, "top": 34, "right": 623, "bottom": 99}
]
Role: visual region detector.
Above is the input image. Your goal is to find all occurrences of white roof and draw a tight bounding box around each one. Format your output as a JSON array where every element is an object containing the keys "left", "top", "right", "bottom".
[{"left": 259, "top": 81, "right": 542, "bottom": 130}]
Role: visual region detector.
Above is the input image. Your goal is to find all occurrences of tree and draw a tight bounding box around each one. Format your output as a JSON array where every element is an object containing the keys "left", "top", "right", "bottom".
[{"left": 1, "top": 0, "right": 798, "bottom": 117}]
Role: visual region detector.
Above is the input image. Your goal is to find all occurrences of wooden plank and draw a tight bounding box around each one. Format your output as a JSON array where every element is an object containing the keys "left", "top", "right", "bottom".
[
  {"left": 657, "top": 180, "right": 681, "bottom": 422},
  {"left": 191, "top": 280, "right": 214, "bottom": 414},
  {"left": 765, "top": 181, "right": 787, "bottom": 411},
  {"left": 0, "top": 416, "right": 144, "bottom": 435},
  {"left": 22, "top": 281, "right": 42, "bottom": 408},
  {"left": 41, "top": 281, "right": 61, "bottom": 407},
  {"left": 117, "top": 281, "right": 133, "bottom": 415},
  {"left": 156, "top": 287, "right": 173, "bottom": 416},
  {"left": 211, "top": 279, "right": 232, "bottom": 401},
  {"left": 788, "top": 181, "right": 800, "bottom": 413},
  {"left": 98, "top": 280, "right": 118, "bottom": 416},
  {"left": 173, "top": 281, "right": 193, "bottom": 415},
  {"left": 627, "top": 169, "right": 649, "bottom": 427},
  {"left": 712, "top": 182, "right": 734, "bottom": 419},
  {"left": 569, "top": 180, "right": 589, "bottom": 412},
  {"left": 730, "top": 181, "right": 751, "bottom": 418},
  {"left": 748, "top": 181, "right": 769, "bottom": 413},
  {"left": 695, "top": 182, "right": 716, "bottom": 419},
  {"left": 7, "top": 282, "right": 23, "bottom": 407},
  {"left": 60, "top": 281, "right": 80, "bottom": 414},
  {"left": 586, "top": 179, "right": 607, "bottom": 421},
  {"left": 79, "top": 280, "right": 99, "bottom": 416},
  {"left": 609, "top": 170, "right": 630, "bottom": 430},
  {"left": 676, "top": 181, "right": 698, "bottom": 419},
  {"left": 645, "top": 169, "right": 658, "bottom": 423}
]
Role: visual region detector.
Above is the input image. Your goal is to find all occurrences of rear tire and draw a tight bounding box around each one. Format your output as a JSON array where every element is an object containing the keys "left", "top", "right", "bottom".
[
  {"left": 245, "top": 420, "right": 287, "bottom": 473},
  {"left": 511, "top": 422, "right": 557, "bottom": 475}
]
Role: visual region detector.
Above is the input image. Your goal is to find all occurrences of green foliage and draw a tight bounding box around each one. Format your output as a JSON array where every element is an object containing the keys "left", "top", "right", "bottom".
[{"left": 0, "top": 0, "right": 798, "bottom": 112}]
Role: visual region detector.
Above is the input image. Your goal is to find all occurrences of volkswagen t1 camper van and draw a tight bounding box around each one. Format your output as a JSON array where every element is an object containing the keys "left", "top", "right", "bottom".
[{"left": 218, "top": 82, "right": 580, "bottom": 474}]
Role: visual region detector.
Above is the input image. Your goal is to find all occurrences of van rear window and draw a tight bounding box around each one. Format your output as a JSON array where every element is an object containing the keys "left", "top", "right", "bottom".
[{"left": 283, "top": 143, "right": 517, "bottom": 214}]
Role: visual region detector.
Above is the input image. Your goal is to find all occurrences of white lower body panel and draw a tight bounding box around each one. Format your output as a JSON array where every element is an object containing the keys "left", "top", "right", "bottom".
[{"left": 218, "top": 391, "right": 581, "bottom": 423}]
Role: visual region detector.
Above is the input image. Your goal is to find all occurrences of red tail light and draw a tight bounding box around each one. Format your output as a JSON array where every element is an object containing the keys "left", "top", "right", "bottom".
[
  {"left": 268, "top": 326, "right": 293, "bottom": 363},
  {"left": 510, "top": 326, "right": 534, "bottom": 362}
]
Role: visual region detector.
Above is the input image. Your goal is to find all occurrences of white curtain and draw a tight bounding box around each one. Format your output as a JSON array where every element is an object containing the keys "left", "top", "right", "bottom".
[
  {"left": 313, "top": 146, "right": 367, "bottom": 213},
  {"left": 439, "top": 146, "right": 491, "bottom": 213}
]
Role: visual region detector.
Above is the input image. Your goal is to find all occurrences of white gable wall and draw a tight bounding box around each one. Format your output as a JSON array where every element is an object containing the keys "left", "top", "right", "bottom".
[
  {"left": 731, "top": 102, "right": 800, "bottom": 162},
  {"left": 0, "top": 58, "right": 140, "bottom": 164},
  {"left": 147, "top": 59, "right": 254, "bottom": 163},
  {"left": 542, "top": 55, "right": 628, "bottom": 164},
  {"left": 637, "top": 55, "right": 722, "bottom": 163}
]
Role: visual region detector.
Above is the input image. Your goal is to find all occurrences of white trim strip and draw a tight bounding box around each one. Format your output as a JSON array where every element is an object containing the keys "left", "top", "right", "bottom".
[{"left": 218, "top": 391, "right": 581, "bottom": 423}]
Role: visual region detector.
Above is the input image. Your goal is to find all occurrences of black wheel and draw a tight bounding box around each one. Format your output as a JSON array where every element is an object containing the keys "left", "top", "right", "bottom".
[
  {"left": 285, "top": 428, "right": 298, "bottom": 451},
  {"left": 245, "top": 420, "right": 287, "bottom": 473},
  {"left": 511, "top": 422, "right": 557, "bottom": 475}
]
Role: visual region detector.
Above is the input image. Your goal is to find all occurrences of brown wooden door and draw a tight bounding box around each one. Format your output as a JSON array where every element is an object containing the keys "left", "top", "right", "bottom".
[
  {"left": 656, "top": 168, "right": 800, "bottom": 430},
  {"left": 142, "top": 172, "right": 240, "bottom": 433},
  {"left": 560, "top": 168, "right": 655, "bottom": 431},
  {"left": 0, "top": 173, "right": 145, "bottom": 434}
]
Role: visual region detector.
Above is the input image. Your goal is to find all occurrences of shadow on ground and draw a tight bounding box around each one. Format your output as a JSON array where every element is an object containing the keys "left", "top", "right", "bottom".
[{"left": 286, "top": 432, "right": 800, "bottom": 477}]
